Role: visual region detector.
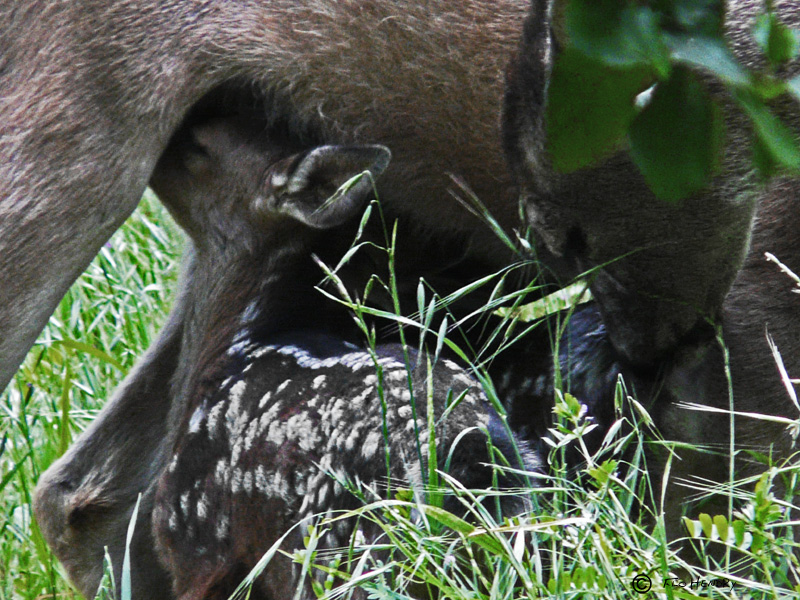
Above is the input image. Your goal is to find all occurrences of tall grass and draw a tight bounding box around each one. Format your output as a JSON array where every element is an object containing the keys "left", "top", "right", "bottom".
[
  {"left": 285, "top": 203, "right": 800, "bottom": 600},
  {"left": 0, "top": 191, "right": 183, "bottom": 600},
  {"left": 2, "top": 189, "right": 800, "bottom": 600}
]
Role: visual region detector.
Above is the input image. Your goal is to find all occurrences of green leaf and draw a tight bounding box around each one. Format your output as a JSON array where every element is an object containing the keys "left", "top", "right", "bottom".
[
  {"left": 121, "top": 494, "right": 142, "bottom": 600},
  {"left": 753, "top": 133, "right": 778, "bottom": 180},
  {"left": 735, "top": 89, "right": 800, "bottom": 171},
  {"left": 629, "top": 68, "right": 724, "bottom": 201},
  {"left": 0, "top": 450, "right": 31, "bottom": 494},
  {"left": 667, "top": 35, "right": 750, "bottom": 86},
  {"left": 434, "top": 316, "right": 447, "bottom": 363},
  {"left": 732, "top": 519, "right": 746, "bottom": 547},
  {"left": 563, "top": 392, "right": 582, "bottom": 416},
  {"left": 753, "top": 13, "right": 800, "bottom": 65},
  {"left": 356, "top": 203, "right": 373, "bottom": 239},
  {"left": 547, "top": 49, "right": 651, "bottom": 172},
  {"left": 547, "top": 578, "right": 557, "bottom": 594},
  {"left": 698, "top": 513, "right": 713, "bottom": 538},
  {"left": 682, "top": 516, "right": 697, "bottom": 537},
  {"left": 751, "top": 532, "right": 764, "bottom": 553},
  {"left": 750, "top": 74, "right": 789, "bottom": 101},
  {"left": 753, "top": 14, "right": 772, "bottom": 54},
  {"left": 59, "top": 362, "right": 73, "bottom": 456},
  {"left": 54, "top": 338, "right": 125, "bottom": 372},
  {"left": 587, "top": 459, "right": 617, "bottom": 487},
  {"left": 713, "top": 514, "right": 728, "bottom": 542},
  {"left": 566, "top": 0, "right": 669, "bottom": 73},
  {"left": 420, "top": 505, "right": 505, "bottom": 555}
]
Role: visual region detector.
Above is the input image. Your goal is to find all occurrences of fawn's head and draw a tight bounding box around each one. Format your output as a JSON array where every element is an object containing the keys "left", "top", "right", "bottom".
[{"left": 151, "top": 115, "right": 391, "bottom": 251}]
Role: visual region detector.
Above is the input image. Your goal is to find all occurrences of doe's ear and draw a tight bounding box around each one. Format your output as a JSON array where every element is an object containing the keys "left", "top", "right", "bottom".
[{"left": 268, "top": 145, "right": 391, "bottom": 229}]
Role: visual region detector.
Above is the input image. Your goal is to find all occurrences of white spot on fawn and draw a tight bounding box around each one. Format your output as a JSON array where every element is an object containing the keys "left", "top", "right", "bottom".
[
  {"left": 240, "top": 300, "right": 260, "bottom": 325},
  {"left": 337, "top": 352, "right": 374, "bottom": 371},
  {"left": 214, "top": 459, "right": 229, "bottom": 487},
  {"left": 231, "top": 468, "right": 243, "bottom": 494},
  {"left": 215, "top": 514, "right": 229, "bottom": 540},
  {"left": 243, "top": 417, "right": 260, "bottom": 453},
  {"left": 351, "top": 385, "right": 373, "bottom": 407},
  {"left": 332, "top": 479, "right": 345, "bottom": 499},
  {"left": 444, "top": 359, "right": 462, "bottom": 372},
  {"left": 389, "top": 387, "right": 412, "bottom": 403},
  {"left": 316, "top": 482, "right": 331, "bottom": 507},
  {"left": 168, "top": 509, "right": 178, "bottom": 532},
  {"left": 180, "top": 491, "right": 191, "bottom": 518},
  {"left": 196, "top": 493, "right": 209, "bottom": 521},
  {"left": 232, "top": 328, "right": 250, "bottom": 344},
  {"left": 362, "top": 430, "right": 383, "bottom": 460},
  {"left": 343, "top": 425, "right": 363, "bottom": 452},
  {"left": 225, "top": 380, "right": 249, "bottom": 438},
  {"left": 188, "top": 405, "right": 205, "bottom": 434},
  {"left": 386, "top": 369, "right": 406, "bottom": 383},
  {"left": 271, "top": 172, "right": 288, "bottom": 188},
  {"left": 248, "top": 346, "right": 271, "bottom": 360},
  {"left": 230, "top": 437, "right": 245, "bottom": 465},
  {"left": 269, "top": 344, "right": 405, "bottom": 372},
  {"left": 257, "top": 410, "right": 274, "bottom": 438},
  {"left": 258, "top": 390, "right": 272, "bottom": 410},
  {"left": 227, "top": 340, "right": 252, "bottom": 356},
  {"left": 266, "top": 420, "right": 286, "bottom": 446},
  {"left": 273, "top": 471, "right": 290, "bottom": 500},
  {"left": 255, "top": 465, "right": 269, "bottom": 495},
  {"left": 286, "top": 413, "right": 320, "bottom": 452},
  {"left": 206, "top": 402, "right": 226, "bottom": 440}
]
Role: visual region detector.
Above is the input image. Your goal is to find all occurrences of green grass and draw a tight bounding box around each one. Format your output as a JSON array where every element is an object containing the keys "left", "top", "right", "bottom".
[
  {"left": 2, "top": 190, "right": 800, "bottom": 600},
  {"left": 0, "top": 191, "right": 184, "bottom": 600}
]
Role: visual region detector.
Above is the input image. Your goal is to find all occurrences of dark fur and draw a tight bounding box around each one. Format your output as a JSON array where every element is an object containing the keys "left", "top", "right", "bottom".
[
  {"left": 146, "top": 119, "right": 536, "bottom": 599},
  {"left": 504, "top": 0, "right": 800, "bottom": 536},
  {"left": 156, "top": 331, "right": 535, "bottom": 600}
]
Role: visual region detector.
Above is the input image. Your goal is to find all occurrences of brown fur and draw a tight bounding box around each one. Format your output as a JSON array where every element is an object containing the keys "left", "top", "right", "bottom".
[
  {"left": 18, "top": 5, "right": 528, "bottom": 595},
  {"left": 0, "top": 0, "right": 531, "bottom": 392},
  {"left": 504, "top": 0, "right": 800, "bottom": 537},
  {"left": 503, "top": 0, "right": 800, "bottom": 365}
]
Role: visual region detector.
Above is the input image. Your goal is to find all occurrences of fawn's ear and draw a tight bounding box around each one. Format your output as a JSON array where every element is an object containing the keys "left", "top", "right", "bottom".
[{"left": 264, "top": 145, "right": 391, "bottom": 229}]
